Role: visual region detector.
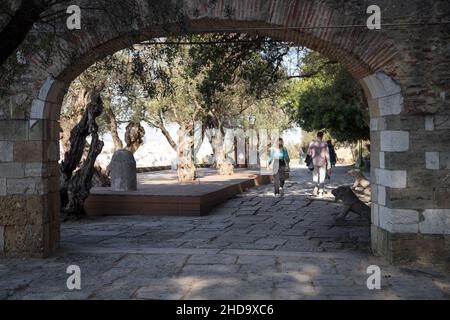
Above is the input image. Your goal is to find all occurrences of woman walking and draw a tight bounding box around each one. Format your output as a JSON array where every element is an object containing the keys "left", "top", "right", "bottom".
[{"left": 269, "top": 138, "right": 290, "bottom": 197}]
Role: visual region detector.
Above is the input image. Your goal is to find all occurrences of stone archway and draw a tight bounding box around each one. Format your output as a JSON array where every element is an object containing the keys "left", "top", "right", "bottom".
[{"left": 0, "top": 0, "right": 448, "bottom": 266}]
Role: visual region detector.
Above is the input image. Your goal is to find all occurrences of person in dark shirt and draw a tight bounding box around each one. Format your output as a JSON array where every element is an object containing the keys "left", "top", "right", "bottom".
[{"left": 326, "top": 140, "right": 337, "bottom": 180}]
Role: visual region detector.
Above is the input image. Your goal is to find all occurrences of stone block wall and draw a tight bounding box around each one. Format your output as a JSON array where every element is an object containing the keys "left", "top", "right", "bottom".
[
  {"left": 362, "top": 69, "right": 449, "bottom": 266},
  {"left": 0, "top": 119, "right": 60, "bottom": 257}
]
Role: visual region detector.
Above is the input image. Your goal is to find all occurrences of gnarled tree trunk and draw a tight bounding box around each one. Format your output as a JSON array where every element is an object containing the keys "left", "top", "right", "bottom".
[
  {"left": 209, "top": 127, "right": 234, "bottom": 176},
  {"left": 177, "top": 125, "right": 196, "bottom": 182},
  {"left": 125, "top": 121, "right": 145, "bottom": 154},
  {"left": 104, "top": 99, "right": 124, "bottom": 151},
  {"left": 92, "top": 165, "right": 111, "bottom": 188},
  {"left": 0, "top": 0, "right": 49, "bottom": 66},
  {"left": 60, "top": 89, "right": 104, "bottom": 220},
  {"left": 60, "top": 88, "right": 86, "bottom": 154}
]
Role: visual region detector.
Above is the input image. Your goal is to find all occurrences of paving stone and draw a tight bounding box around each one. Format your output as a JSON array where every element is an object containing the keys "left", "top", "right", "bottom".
[
  {"left": 135, "top": 286, "right": 187, "bottom": 300},
  {"left": 237, "top": 255, "right": 276, "bottom": 266},
  {"left": 90, "top": 285, "right": 137, "bottom": 299},
  {"left": 187, "top": 254, "right": 237, "bottom": 265},
  {"left": 115, "top": 254, "right": 188, "bottom": 269},
  {"left": 0, "top": 166, "right": 448, "bottom": 299},
  {"left": 180, "top": 263, "right": 241, "bottom": 275}
]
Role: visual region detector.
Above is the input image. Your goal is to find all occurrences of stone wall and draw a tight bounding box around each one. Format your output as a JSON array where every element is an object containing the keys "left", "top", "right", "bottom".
[
  {"left": 0, "top": 119, "right": 60, "bottom": 257},
  {"left": 0, "top": 0, "right": 448, "bottom": 265},
  {"left": 362, "top": 69, "right": 449, "bottom": 266}
]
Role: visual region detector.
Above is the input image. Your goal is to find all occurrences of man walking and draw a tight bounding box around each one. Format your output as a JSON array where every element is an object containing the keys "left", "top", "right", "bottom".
[{"left": 307, "top": 132, "right": 331, "bottom": 198}]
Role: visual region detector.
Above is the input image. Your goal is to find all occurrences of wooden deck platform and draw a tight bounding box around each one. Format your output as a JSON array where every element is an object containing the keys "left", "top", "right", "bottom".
[{"left": 84, "top": 169, "right": 275, "bottom": 217}]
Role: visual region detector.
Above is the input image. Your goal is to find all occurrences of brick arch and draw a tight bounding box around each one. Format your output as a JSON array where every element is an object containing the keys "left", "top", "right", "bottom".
[
  {"left": 29, "top": 0, "right": 400, "bottom": 121},
  {"left": 1, "top": 0, "right": 449, "bottom": 267},
  {"left": 6, "top": 0, "right": 409, "bottom": 255}
]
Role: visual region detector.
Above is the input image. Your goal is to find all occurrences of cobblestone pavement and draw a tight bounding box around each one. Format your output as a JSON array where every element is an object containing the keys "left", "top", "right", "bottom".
[{"left": 0, "top": 165, "right": 449, "bottom": 300}]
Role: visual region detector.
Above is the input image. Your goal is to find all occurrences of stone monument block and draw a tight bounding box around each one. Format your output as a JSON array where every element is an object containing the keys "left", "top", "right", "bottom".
[{"left": 111, "top": 149, "right": 137, "bottom": 191}]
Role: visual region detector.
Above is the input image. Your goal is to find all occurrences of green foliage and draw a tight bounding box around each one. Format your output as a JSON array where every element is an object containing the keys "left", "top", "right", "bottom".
[
  {"left": 284, "top": 142, "right": 302, "bottom": 160},
  {"left": 64, "top": 34, "right": 292, "bottom": 144},
  {"left": 187, "top": 34, "right": 289, "bottom": 106},
  {"left": 183, "top": 34, "right": 291, "bottom": 133},
  {"left": 284, "top": 51, "right": 369, "bottom": 143}
]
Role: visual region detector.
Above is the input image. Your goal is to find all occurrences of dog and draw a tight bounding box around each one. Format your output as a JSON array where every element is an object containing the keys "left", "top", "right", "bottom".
[{"left": 331, "top": 186, "right": 371, "bottom": 221}]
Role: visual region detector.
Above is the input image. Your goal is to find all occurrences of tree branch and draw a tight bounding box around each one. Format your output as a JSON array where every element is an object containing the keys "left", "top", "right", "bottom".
[
  {"left": 146, "top": 120, "right": 177, "bottom": 151},
  {"left": 287, "top": 60, "right": 338, "bottom": 79},
  {"left": 0, "top": 0, "right": 48, "bottom": 65}
]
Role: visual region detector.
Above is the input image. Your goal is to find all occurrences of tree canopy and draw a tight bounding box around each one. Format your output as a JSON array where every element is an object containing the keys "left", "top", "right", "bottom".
[
  {"left": 284, "top": 51, "right": 370, "bottom": 143},
  {"left": 63, "top": 34, "right": 293, "bottom": 154}
]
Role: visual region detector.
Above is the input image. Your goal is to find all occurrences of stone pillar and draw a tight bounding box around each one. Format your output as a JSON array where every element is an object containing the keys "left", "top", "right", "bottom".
[
  {"left": 0, "top": 119, "right": 60, "bottom": 257},
  {"left": 362, "top": 72, "right": 449, "bottom": 267},
  {"left": 248, "top": 128, "right": 260, "bottom": 170},
  {"left": 110, "top": 149, "right": 137, "bottom": 192},
  {"left": 235, "top": 128, "right": 246, "bottom": 168}
]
